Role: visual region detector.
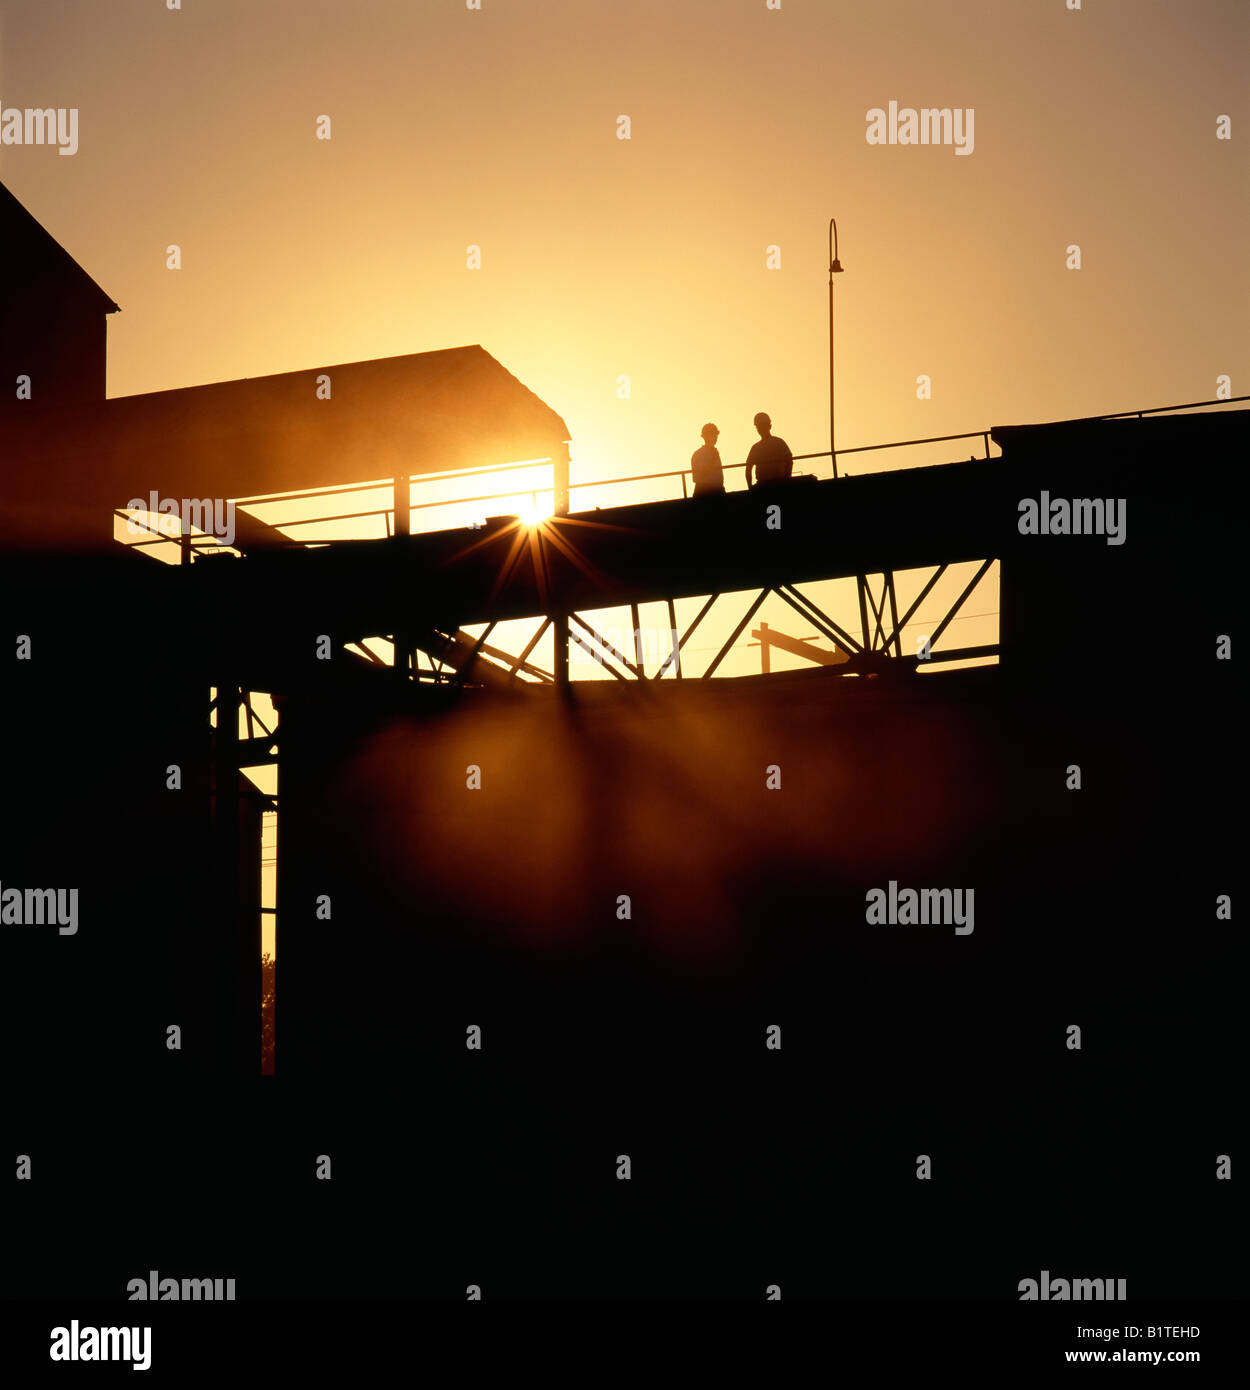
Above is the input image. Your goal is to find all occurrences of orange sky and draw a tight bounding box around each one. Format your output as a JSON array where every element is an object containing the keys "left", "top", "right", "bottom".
[
  {"left": 5, "top": 0, "right": 1244, "bottom": 958},
  {"left": 3, "top": 0, "right": 1245, "bottom": 489},
  {"left": 6, "top": 0, "right": 1245, "bottom": 696},
  {"left": 6, "top": 2, "right": 1248, "bottom": 666}
]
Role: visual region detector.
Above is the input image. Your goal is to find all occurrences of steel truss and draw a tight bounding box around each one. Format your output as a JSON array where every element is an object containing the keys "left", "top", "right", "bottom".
[
  {"left": 321, "top": 561, "right": 998, "bottom": 689},
  {"left": 555, "top": 563, "right": 998, "bottom": 681}
]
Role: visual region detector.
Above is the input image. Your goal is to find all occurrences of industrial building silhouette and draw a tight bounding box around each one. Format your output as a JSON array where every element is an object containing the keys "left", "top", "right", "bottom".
[{"left": 2, "top": 180, "right": 1241, "bottom": 1300}]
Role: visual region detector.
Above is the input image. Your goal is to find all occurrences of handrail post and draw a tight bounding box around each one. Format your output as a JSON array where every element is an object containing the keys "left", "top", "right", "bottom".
[
  {"left": 394, "top": 474, "right": 410, "bottom": 537},
  {"left": 553, "top": 441, "right": 570, "bottom": 517}
]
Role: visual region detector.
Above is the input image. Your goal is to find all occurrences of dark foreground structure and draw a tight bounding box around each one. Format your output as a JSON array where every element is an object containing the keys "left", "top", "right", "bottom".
[
  {"left": 1, "top": 184, "right": 1242, "bottom": 1300},
  {"left": 4, "top": 404, "right": 1242, "bottom": 1299}
]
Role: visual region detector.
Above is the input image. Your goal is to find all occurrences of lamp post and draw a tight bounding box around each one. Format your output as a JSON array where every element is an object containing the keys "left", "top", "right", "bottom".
[{"left": 828, "top": 218, "right": 844, "bottom": 480}]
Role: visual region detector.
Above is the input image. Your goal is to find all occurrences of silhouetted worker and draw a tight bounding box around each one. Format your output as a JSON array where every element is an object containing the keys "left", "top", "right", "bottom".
[
  {"left": 690, "top": 423, "right": 725, "bottom": 497},
  {"left": 744, "top": 412, "right": 793, "bottom": 488}
]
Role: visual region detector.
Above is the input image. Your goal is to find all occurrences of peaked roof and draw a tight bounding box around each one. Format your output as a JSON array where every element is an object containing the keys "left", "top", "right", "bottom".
[
  {"left": 105, "top": 343, "right": 569, "bottom": 446},
  {"left": 91, "top": 344, "right": 572, "bottom": 493},
  {"left": 0, "top": 180, "right": 119, "bottom": 312},
  {"left": 1, "top": 343, "right": 572, "bottom": 552}
]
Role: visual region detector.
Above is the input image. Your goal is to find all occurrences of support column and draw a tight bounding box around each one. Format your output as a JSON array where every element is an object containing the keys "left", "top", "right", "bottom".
[
  {"left": 857, "top": 574, "right": 871, "bottom": 650},
  {"left": 554, "top": 441, "right": 571, "bottom": 517},
  {"left": 553, "top": 612, "right": 570, "bottom": 688},
  {"left": 212, "top": 683, "right": 260, "bottom": 1077},
  {"left": 885, "top": 571, "right": 901, "bottom": 657},
  {"left": 552, "top": 441, "right": 571, "bottom": 683},
  {"left": 394, "top": 474, "right": 410, "bottom": 537}
]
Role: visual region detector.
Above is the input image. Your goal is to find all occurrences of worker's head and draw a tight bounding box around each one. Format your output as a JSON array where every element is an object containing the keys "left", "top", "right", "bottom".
[
  {"left": 701, "top": 423, "right": 719, "bottom": 444},
  {"left": 754, "top": 412, "right": 771, "bottom": 436}
]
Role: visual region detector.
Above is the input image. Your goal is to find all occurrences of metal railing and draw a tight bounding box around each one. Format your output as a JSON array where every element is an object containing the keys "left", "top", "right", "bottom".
[
  {"left": 581, "top": 428, "right": 997, "bottom": 503},
  {"left": 114, "top": 394, "right": 1247, "bottom": 555},
  {"left": 1074, "top": 392, "right": 1248, "bottom": 422},
  {"left": 568, "top": 393, "right": 1247, "bottom": 505}
]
